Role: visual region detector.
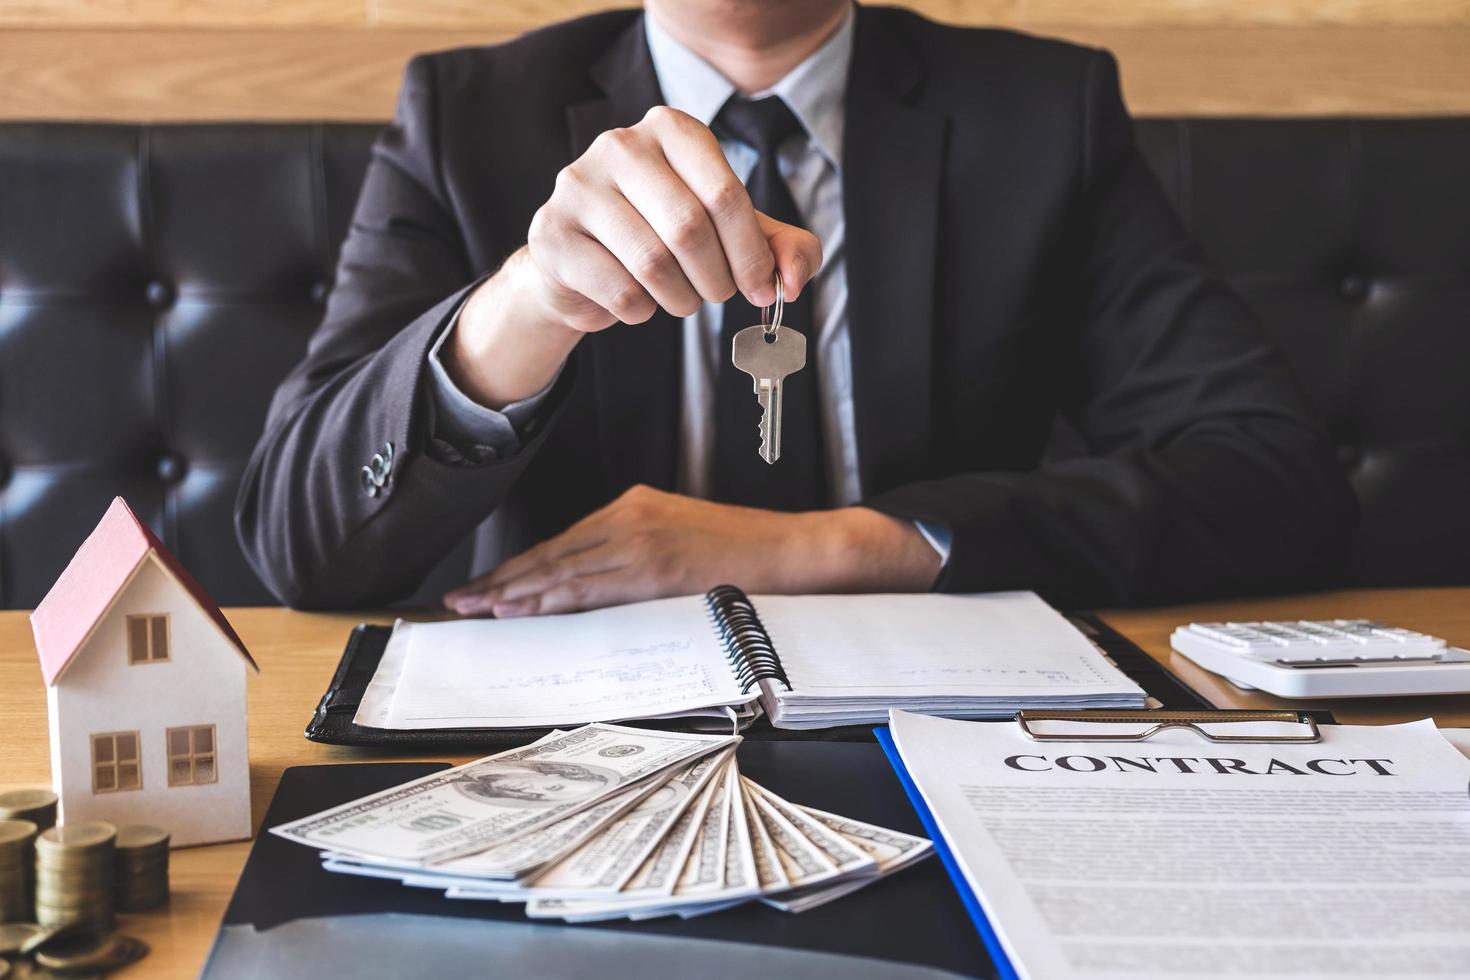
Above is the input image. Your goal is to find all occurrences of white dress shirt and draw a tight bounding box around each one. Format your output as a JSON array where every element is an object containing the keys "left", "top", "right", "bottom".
[{"left": 426, "top": 8, "right": 950, "bottom": 560}]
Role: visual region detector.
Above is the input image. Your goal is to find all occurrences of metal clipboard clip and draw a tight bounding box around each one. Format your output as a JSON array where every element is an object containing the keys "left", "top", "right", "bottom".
[{"left": 1015, "top": 709, "right": 1322, "bottom": 744}]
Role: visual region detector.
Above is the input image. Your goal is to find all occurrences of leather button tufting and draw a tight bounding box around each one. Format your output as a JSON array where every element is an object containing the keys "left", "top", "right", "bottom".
[
  {"left": 156, "top": 452, "right": 186, "bottom": 484},
  {"left": 1338, "top": 274, "right": 1369, "bottom": 303},
  {"left": 145, "top": 280, "right": 175, "bottom": 309}
]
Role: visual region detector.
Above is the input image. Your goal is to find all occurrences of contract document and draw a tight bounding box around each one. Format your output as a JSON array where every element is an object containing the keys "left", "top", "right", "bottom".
[{"left": 889, "top": 710, "right": 1470, "bottom": 980}]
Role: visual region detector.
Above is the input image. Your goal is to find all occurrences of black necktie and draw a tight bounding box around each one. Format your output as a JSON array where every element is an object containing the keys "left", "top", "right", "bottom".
[{"left": 708, "top": 95, "right": 828, "bottom": 512}]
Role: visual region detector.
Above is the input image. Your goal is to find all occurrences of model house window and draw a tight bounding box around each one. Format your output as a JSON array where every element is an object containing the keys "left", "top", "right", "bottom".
[
  {"left": 166, "top": 725, "right": 217, "bottom": 786},
  {"left": 92, "top": 731, "right": 141, "bottom": 793},
  {"left": 126, "top": 614, "right": 169, "bottom": 664}
]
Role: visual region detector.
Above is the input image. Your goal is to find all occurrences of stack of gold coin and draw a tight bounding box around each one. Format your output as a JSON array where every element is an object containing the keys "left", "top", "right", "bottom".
[
  {"left": 0, "top": 821, "right": 38, "bottom": 923},
  {"left": 113, "top": 825, "right": 170, "bottom": 912},
  {"left": 0, "top": 790, "right": 58, "bottom": 834},
  {"left": 34, "top": 821, "right": 115, "bottom": 935},
  {"left": 33, "top": 932, "right": 150, "bottom": 974}
]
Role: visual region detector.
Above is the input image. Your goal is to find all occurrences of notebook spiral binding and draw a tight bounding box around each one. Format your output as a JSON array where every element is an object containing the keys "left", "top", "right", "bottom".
[{"left": 705, "top": 584, "right": 793, "bottom": 694}]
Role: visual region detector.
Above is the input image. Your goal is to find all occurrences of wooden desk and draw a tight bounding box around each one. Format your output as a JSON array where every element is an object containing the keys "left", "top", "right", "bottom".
[
  {"left": 1099, "top": 587, "right": 1470, "bottom": 727},
  {"left": 0, "top": 607, "right": 448, "bottom": 979},
  {"left": 1, "top": 588, "right": 1466, "bottom": 976}
]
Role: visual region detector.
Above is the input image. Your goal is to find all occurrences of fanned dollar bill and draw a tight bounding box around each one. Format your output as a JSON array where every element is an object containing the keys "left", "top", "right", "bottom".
[
  {"left": 277, "top": 722, "right": 930, "bottom": 922},
  {"left": 272, "top": 724, "right": 738, "bottom": 864}
]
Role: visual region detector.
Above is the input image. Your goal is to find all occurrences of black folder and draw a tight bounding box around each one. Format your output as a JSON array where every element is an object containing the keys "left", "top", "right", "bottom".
[
  {"left": 205, "top": 741, "right": 995, "bottom": 979},
  {"left": 305, "top": 613, "right": 1208, "bottom": 750}
]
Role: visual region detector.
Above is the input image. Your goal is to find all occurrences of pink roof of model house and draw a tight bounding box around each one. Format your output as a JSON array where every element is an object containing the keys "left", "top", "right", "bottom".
[{"left": 30, "top": 497, "right": 258, "bottom": 686}]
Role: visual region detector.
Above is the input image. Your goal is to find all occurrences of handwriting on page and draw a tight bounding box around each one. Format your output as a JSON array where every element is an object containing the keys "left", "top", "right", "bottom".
[
  {"left": 396, "top": 661, "right": 724, "bottom": 722},
  {"left": 380, "top": 598, "right": 750, "bottom": 729}
]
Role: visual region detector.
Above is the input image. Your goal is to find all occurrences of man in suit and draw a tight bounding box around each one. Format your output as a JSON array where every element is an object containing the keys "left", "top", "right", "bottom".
[{"left": 236, "top": 0, "right": 1356, "bottom": 614}]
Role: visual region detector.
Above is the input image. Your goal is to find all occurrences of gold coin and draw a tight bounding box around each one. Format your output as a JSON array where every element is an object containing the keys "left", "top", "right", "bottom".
[
  {"left": 115, "top": 857, "right": 166, "bottom": 868},
  {"left": 34, "top": 933, "right": 148, "bottom": 974},
  {"left": 31, "top": 906, "right": 111, "bottom": 932},
  {"left": 34, "top": 863, "right": 108, "bottom": 879},
  {"left": 31, "top": 909, "right": 108, "bottom": 921},
  {"left": 35, "top": 861, "right": 107, "bottom": 877},
  {"left": 0, "top": 922, "right": 46, "bottom": 955},
  {"left": 115, "top": 859, "right": 167, "bottom": 873},
  {"left": 33, "top": 886, "right": 107, "bottom": 899},
  {"left": 32, "top": 865, "right": 107, "bottom": 882},
  {"left": 33, "top": 894, "right": 110, "bottom": 910},
  {"left": 35, "top": 824, "right": 113, "bottom": 854},
  {"left": 113, "top": 826, "right": 168, "bottom": 852},
  {"left": 32, "top": 889, "right": 109, "bottom": 904},
  {"left": 0, "top": 822, "right": 37, "bottom": 848},
  {"left": 116, "top": 883, "right": 167, "bottom": 896},
  {"left": 0, "top": 790, "right": 57, "bottom": 814},
  {"left": 33, "top": 860, "right": 107, "bottom": 876},
  {"left": 16, "top": 922, "right": 78, "bottom": 957}
]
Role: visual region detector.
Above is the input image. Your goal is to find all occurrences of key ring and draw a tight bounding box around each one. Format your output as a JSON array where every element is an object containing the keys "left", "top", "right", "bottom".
[{"left": 759, "top": 270, "right": 784, "bottom": 338}]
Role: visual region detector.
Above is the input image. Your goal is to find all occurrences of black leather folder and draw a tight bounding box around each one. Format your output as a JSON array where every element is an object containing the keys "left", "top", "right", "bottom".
[
  {"left": 205, "top": 741, "right": 995, "bottom": 979},
  {"left": 305, "top": 614, "right": 1209, "bottom": 750}
]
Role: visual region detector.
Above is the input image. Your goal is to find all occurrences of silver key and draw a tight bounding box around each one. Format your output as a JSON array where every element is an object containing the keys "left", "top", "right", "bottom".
[{"left": 732, "top": 323, "right": 807, "bottom": 464}]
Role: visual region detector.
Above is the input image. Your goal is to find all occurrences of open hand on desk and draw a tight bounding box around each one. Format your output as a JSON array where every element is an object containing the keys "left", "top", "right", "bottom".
[
  {"left": 444, "top": 106, "right": 823, "bottom": 411},
  {"left": 442, "top": 485, "right": 942, "bottom": 617}
]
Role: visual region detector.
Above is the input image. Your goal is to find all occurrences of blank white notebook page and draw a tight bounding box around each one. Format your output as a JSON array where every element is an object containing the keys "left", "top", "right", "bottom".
[
  {"left": 750, "top": 591, "right": 1142, "bottom": 698},
  {"left": 380, "top": 596, "right": 750, "bottom": 729}
]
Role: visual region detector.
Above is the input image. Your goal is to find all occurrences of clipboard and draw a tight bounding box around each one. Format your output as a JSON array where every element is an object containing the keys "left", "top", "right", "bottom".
[{"left": 874, "top": 708, "right": 1334, "bottom": 980}]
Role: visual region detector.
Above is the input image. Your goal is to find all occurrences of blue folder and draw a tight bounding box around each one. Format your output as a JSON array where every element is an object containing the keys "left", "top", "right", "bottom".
[{"left": 874, "top": 726, "right": 1020, "bottom": 980}]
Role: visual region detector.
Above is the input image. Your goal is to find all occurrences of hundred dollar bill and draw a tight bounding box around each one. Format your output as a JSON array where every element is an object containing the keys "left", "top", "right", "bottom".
[
  {"left": 553, "top": 765, "right": 786, "bottom": 924},
  {"left": 625, "top": 760, "right": 760, "bottom": 922},
  {"left": 745, "top": 785, "right": 841, "bottom": 889},
  {"left": 760, "top": 805, "right": 932, "bottom": 913},
  {"left": 673, "top": 756, "right": 733, "bottom": 897},
  {"left": 356, "top": 780, "right": 669, "bottom": 894},
  {"left": 763, "top": 875, "right": 881, "bottom": 913},
  {"left": 796, "top": 805, "right": 932, "bottom": 872},
  {"left": 399, "top": 777, "right": 661, "bottom": 885},
  {"left": 621, "top": 760, "right": 758, "bottom": 922},
  {"left": 718, "top": 763, "right": 760, "bottom": 898},
  {"left": 525, "top": 764, "right": 725, "bottom": 922},
  {"left": 744, "top": 779, "right": 875, "bottom": 876},
  {"left": 272, "top": 724, "right": 738, "bottom": 864},
  {"left": 623, "top": 770, "right": 721, "bottom": 897},
  {"left": 629, "top": 764, "right": 764, "bottom": 922},
  {"left": 520, "top": 747, "right": 733, "bottom": 897},
  {"left": 740, "top": 776, "right": 789, "bottom": 892}
]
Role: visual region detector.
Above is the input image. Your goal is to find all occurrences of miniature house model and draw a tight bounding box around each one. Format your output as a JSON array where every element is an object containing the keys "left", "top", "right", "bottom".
[{"left": 30, "top": 497, "right": 257, "bottom": 847}]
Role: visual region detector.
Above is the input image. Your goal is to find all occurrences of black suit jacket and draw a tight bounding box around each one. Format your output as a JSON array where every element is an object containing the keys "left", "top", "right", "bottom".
[{"left": 236, "top": 5, "right": 1357, "bottom": 609}]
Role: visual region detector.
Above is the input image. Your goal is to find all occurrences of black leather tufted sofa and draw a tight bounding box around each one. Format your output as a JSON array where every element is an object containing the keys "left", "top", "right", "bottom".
[{"left": 1, "top": 119, "right": 1466, "bottom": 608}]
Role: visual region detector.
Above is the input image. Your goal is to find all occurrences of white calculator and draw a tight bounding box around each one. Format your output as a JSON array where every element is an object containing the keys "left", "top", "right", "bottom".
[{"left": 1170, "top": 619, "right": 1470, "bottom": 698}]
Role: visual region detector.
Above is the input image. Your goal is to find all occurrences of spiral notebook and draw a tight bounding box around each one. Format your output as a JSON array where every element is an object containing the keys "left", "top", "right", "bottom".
[{"left": 353, "top": 589, "right": 1146, "bottom": 733}]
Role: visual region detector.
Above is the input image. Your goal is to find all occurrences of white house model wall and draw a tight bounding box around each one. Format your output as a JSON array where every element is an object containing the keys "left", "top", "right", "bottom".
[{"left": 47, "top": 553, "right": 252, "bottom": 847}]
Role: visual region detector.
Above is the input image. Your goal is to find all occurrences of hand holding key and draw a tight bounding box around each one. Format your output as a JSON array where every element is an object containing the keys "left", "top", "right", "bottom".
[
  {"left": 731, "top": 272, "right": 807, "bottom": 464},
  {"left": 445, "top": 106, "right": 822, "bottom": 413}
]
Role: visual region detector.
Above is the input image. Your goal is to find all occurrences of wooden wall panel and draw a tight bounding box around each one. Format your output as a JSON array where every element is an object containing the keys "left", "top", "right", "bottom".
[
  {"left": 0, "top": 0, "right": 361, "bottom": 26},
  {"left": 933, "top": 0, "right": 1470, "bottom": 26},
  {"left": 0, "top": 1, "right": 1466, "bottom": 119},
  {"left": 0, "top": 29, "right": 484, "bottom": 120},
  {"left": 373, "top": 0, "right": 1470, "bottom": 28},
  {"left": 372, "top": 0, "right": 636, "bottom": 29}
]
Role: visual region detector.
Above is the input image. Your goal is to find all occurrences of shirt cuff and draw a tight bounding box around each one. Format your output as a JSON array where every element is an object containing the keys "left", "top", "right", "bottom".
[
  {"left": 426, "top": 299, "right": 559, "bottom": 457},
  {"left": 913, "top": 519, "right": 953, "bottom": 568}
]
